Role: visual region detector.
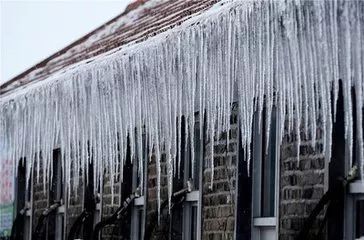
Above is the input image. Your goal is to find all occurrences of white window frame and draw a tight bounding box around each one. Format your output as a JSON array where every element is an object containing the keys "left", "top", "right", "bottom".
[
  {"left": 14, "top": 159, "right": 33, "bottom": 240},
  {"left": 24, "top": 167, "right": 33, "bottom": 240},
  {"left": 82, "top": 160, "right": 103, "bottom": 228},
  {"left": 130, "top": 136, "right": 147, "bottom": 240},
  {"left": 181, "top": 124, "right": 202, "bottom": 240},
  {"left": 345, "top": 188, "right": 364, "bottom": 240},
  {"left": 345, "top": 153, "right": 364, "bottom": 239},
  {"left": 48, "top": 150, "right": 66, "bottom": 240},
  {"left": 251, "top": 107, "right": 280, "bottom": 240}
]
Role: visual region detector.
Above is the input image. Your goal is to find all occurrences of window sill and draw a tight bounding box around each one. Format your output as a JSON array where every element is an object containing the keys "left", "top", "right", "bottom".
[
  {"left": 349, "top": 181, "right": 364, "bottom": 194},
  {"left": 185, "top": 191, "right": 199, "bottom": 202},
  {"left": 25, "top": 209, "right": 31, "bottom": 217},
  {"left": 57, "top": 205, "right": 65, "bottom": 214},
  {"left": 134, "top": 196, "right": 145, "bottom": 206},
  {"left": 253, "top": 217, "right": 276, "bottom": 227}
]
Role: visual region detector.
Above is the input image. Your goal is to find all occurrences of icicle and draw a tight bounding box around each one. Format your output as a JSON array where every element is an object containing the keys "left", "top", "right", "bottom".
[{"left": 0, "top": 0, "right": 364, "bottom": 219}]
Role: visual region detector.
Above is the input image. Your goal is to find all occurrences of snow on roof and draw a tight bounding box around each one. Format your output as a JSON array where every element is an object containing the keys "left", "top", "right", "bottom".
[{"left": 0, "top": 0, "right": 219, "bottom": 94}]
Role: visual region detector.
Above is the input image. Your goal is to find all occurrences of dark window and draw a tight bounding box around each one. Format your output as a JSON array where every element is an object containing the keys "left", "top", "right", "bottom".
[
  {"left": 114, "top": 138, "right": 133, "bottom": 239},
  {"left": 82, "top": 160, "right": 95, "bottom": 239},
  {"left": 172, "top": 116, "right": 202, "bottom": 240},
  {"left": 261, "top": 108, "right": 277, "bottom": 217},
  {"left": 356, "top": 200, "right": 364, "bottom": 238},
  {"left": 252, "top": 106, "right": 277, "bottom": 218},
  {"left": 48, "top": 149, "right": 64, "bottom": 240},
  {"left": 190, "top": 205, "right": 198, "bottom": 240},
  {"left": 328, "top": 82, "right": 345, "bottom": 240},
  {"left": 131, "top": 134, "right": 147, "bottom": 240},
  {"left": 16, "top": 160, "right": 26, "bottom": 214},
  {"left": 236, "top": 135, "right": 252, "bottom": 239}
]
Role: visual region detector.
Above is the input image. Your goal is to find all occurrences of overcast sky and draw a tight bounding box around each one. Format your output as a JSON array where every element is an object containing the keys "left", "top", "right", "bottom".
[{"left": 1, "top": 0, "right": 133, "bottom": 84}]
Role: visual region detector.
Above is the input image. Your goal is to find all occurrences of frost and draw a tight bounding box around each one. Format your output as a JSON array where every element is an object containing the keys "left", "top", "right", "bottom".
[{"left": 0, "top": 0, "right": 364, "bottom": 217}]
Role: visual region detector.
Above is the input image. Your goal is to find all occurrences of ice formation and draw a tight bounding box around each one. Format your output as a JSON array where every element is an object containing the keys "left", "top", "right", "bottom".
[{"left": 0, "top": 0, "right": 363, "bottom": 214}]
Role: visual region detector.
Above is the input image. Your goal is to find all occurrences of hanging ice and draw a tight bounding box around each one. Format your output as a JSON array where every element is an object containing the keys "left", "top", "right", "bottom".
[{"left": 0, "top": 0, "right": 363, "bottom": 217}]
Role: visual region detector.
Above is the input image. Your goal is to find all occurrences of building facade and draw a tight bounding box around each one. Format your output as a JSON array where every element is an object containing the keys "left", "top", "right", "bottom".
[{"left": 0, "top": 0, "right": 363, "bottom": 240}]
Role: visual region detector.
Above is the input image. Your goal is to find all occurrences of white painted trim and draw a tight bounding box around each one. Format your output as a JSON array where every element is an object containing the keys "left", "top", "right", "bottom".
[
  {"left": 186, "top": 191, "right": 199, "bottom": 202},
  {"left": 349, "top": 181, "right": 364, "bottom": 194},
  {"left": 25, "top": 209, "right": 31, "bottom": 217},
  {"left": 253, "top": 217, "right": 277, "bottom": 227},
  {"left": 95, "top": 202, "right": 101, "bottom": 211},
  {"left": 251, "top": 107, "right": 280, "bottom": 240},
  {"left": 134, "top": 196, "right": 145, "bottom": 206},
  {"left": 57, "top": 205, "right": 65, "bottom": 214}
]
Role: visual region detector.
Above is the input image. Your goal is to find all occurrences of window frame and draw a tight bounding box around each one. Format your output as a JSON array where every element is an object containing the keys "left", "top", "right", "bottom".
[
  {"left": 345, "top": 151, "right": 364, "bottom": 240},
  {"left": 344, "top": 87, "right": 364, "bottom": 240},
  {"left": 47, "top": 150, "right": 66, "bottom": 240},
  {"left": 130, "top": 135, "right": 148, "bottom": 240},
  {"left": 181, "top": 123, "right": 203, "bottom": 240},
  {"left": 14, "top": 159, "right": 33, "bottom": 240},
  {"left": 251, "top": 106, "right": 281, "bottom": 240}
]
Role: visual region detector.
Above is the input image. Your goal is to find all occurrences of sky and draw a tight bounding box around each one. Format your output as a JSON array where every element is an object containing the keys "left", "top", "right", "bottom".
[{"left": 0, "top": 0, "right": 133, "bottom": 85}]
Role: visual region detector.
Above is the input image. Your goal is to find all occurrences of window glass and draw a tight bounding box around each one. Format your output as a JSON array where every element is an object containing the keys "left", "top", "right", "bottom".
[
  {"left": 261, "top": 108, "right": 277, "bottom": 217},
  {"left": 173, "top": 117, "right": 201, "bottom": 240},
  {"left": 171, "top": 203, "right": 183, "bottom": 240},
  {"left": 252, "top": 106, "right": 277, "bottom": 219},
  {"left": 190, "top": 205, "right": 198, "bottom": 240},
  {"left": 192, "top": 126, "right": 201, "bottom": 190},
  {"left": 137, "top": 208, "right": 143, "bottom": 238},
  {"left": 131, "top": 134, "right": 146, "bottom": 240},
  {"left": 48, "top": 150, "right": 64, "bottom": 240},
  {"left": 236, "top": 143, "right": 252, "bottom": 239},
  {"left": 356, "top": 200, "right": 364, "bottom": 238}
]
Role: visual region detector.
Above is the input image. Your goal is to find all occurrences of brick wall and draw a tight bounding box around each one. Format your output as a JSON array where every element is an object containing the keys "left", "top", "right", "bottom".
[
  {"left": 202, "top": 108, "right": 239, "bottom": 240},
  {"left": 146, "top": 154, "right": 170, "bottom": 240},
  {"left": 32, "top": 164, "right": 47, "bottom": 232},
  {"left": 101, "top": 172, "right": 122, "bottom": 239},
  {"left": 31, "top": 159, "right": 86, "bottom": 239},
  {"left": 279, "top": 130, "right": 326, "bottom": 240},
  {"left": 65, "top": 174, "right": 84, "bottom": 239}
]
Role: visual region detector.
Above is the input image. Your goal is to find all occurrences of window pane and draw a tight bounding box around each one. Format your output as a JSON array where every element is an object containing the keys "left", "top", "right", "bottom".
[
  {"left": 261, "top": 108, "right": 277, "bottom": 217},
  {"left": 192, "top": 126, "right": 201, "bottom": 190},
  {"left": 137, "top": 208, "right": 143, "bottom": 239},
  {"left": 190, "top": 205, "right": 198, "bottom": 240},
  {"left": 236, "top": 144, "right": 252, "bottom": 239},
  {"left": 171, "top": 204, "right": 183, "bottom": 240},
  {"left": 356, "top": 200, "right": 364, "bottom": 238}
]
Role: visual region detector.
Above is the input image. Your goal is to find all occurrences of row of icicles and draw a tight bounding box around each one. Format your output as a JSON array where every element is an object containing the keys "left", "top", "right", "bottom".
[{"left": 0, "top": 0, "right": 363, "bottom": 214}]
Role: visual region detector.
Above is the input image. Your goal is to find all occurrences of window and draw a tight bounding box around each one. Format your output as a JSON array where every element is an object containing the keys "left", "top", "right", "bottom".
[
  {"left": 48, "top": 149, "right": 65, "bottom": 240},
  {"left": 131, "top": 135, "right": 147, "bottom": 240},
  {"left": 251, "top": 106, "right": 279, "bottom": 239},
  {"left": 83, "top": 160, "right": 98, "bottom": 239},
  {"left": 172, "top": 119, "right": 202, "bottom": 240},
  {"left": 355, "top": 199, "right": 364, "bottom": 239},
  {"left": 344, "top": 85, "right": 364, "bottom": 240},
  {"left": 182, "top": 124, "right": 201, "bottom": 240},
  {"left": 235, "top": 133, "right": 252, "bottom": 239},
  {"left": 13, "top": 159, "right": 32, "bottom": 240},
  {"left": 24, "top": 171, "right": 32, "bottom": 240}
]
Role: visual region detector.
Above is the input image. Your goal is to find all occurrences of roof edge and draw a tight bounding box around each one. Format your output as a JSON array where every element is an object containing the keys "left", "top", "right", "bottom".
[{"left": 0, "top": 0, "right": 146, "bottom": 90}]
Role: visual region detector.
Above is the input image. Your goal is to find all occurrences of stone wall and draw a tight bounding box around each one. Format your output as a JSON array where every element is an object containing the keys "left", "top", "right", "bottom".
[
  {"left": 65, "top": 174, "right": 84, "bottom": 240},
  {"left": 202, "top": 109, "right": 239, "bottom": 240},
  {"left": 146, "top": 154, "right": 169, "bottom": 240},
  {"left": 32, "top": 164, "right": 47, "bottom": 232},
  {"left": 101, "top": 172, "right": 123, "bottom": 239},
  {"left": 279, "top": 131, "right": 326, "bottom": 240}
]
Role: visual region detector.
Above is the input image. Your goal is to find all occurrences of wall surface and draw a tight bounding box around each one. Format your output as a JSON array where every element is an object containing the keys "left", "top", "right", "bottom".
[
  {"left": 25, "top": 112, "right": 330, "bottom": 240},
  {"left": 279, "top": 128, "right": 326, "bottom": 240}
]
